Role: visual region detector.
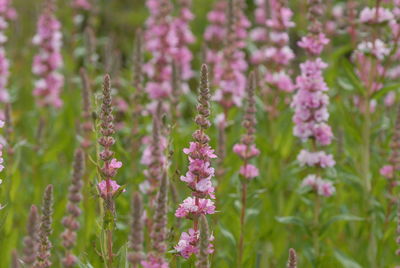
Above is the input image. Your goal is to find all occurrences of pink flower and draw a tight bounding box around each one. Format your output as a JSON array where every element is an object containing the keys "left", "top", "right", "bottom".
[
  {"left": 297, "top": 150, "right": 335, "bottom": 168},
  {"left": 380, "top": 165, "right": 394, "bottom": 179},
  {"left": 317, "top": 180, "right": 335, "bottom": 197},
  {"left": 233, "top": 143, "right": 260, "bottom": 159},
  {"left": 141, "top": 254, "right": 168, "bottom": 268},
  {"left": 183, "top": 142, "right": 217, "bottom": 159},
  {"left": 360, "top": 7, "right": 393, "bottom": 24},
  {"left": 97, "top": 179, "right": 124, "bottom": 197},
  {"left": 298, "top": 33, "right": 330, "bottom": 55},
  {"left": 384, "top": 92, "right": 396, "bottom": 107},
  {"left": 239, "top": 164, "right": 259, "bottom": 179},
  {"left": 175, "top": 197, "right": 215, "bottom": 218},
  {"left": 175, "top": 228, "right": 214, "bottom": 259},
  {"left": 301, "top": 175, "right": 335, "bottom": 197},
  {"left": 32, "top": 3, "right": 64, "bottom": 108},
  {"left": 109, "top": 158, "right": 122, "bottom": 169},
  {"left": 357, "top": 39, "right": 389, "bottom": 60}
]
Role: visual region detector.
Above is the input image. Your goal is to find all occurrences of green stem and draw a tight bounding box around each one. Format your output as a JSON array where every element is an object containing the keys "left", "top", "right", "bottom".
[
  {"left": 313, "top": 195, "right": 321, "bottom": 265},
  {"left": 237, "top": 181, "right": 247, "bottom": 267}
]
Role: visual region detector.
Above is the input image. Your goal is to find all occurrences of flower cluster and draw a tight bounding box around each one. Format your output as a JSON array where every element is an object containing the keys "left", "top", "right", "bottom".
[
  {"left": 97, "top": 75, "right": 123, "bottom": 199},
  {"left": 301, "top": 175, "right": 335, "bottom": 197},
  {"left": 250, "top": 0, "right": 295, "bottom": 93},
  {"left": 204, "top": 0, "right": 227, "bottom": 71},
  {"left": 175, "top": 228, "right": 214, "bottom": 259},
  {"left": 359, "top": 7, "right": 393, "bottom": 24},
  {"left": 213, "top": 0, "right": 250, "bottom": 109},
  {"left": 233, "top": 74, "right": 259, "bottom": 180},
  {"left": 170, "top": 0, "right": 195, "bottom": 91},
  {"left": 144, "top": 0, "right": 194, "bottom": 105},
  {"left": 0, "top": 0, "right": 16, "bottom": 104},
  {"left": 297, "top": 150, "right": 335, "bottom": 168},
  {"left": 175, "top": 65, "right": 216, "bottom": 259},
  {"left": 292, "top": 0, "right": 335, "bottom": 197},
  {"left": 32, "top": 1, "right": 64, "bottom": 109}
]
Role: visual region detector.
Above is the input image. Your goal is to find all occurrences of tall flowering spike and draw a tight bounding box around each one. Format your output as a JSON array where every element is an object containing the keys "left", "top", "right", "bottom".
[
  {"left": 22, "top": 205, "right": 39, "bottom": 266},
  {"left": 171, "top": 0, "right": 195, "bottom": 89},
  {"left": 61, "top": 148, "right": 85, "bottom": 267},
  {"left": 292, "top": 0, "right": 335, "bottom": 197},
  {"left": 287, "top": 248, "right": 297, "bottom": 268},
  {"left": 234, "top": 72, "right": 259, "bottom": 180},
  {"left": 140, "top": 111, "right": 167, "bottom": 195},
  {"left": 141, "top": 174, "right": 169, "bottom": 268},
  {"left": 128, "top": 192, "right": 144, "bottom": 267},
  {"left": 213, "top": 0, "right": 250, "bottom": 109},
  {"left": 97, "top": 75, "right": 123, "bottom": 267},
  {"left": 80, "top": 68, "right": 92, "bottom": 149},
  {"left": 196, "top": 215, "right": 210, "bottom": 268},
  {"left": 97, "top": 74, "right": 123, "bottom": 199},
  {"left": 144, "top": 0, "right": 174, "bottom": 101},
  {"left": 0, "top": 0, "right": 16, "bottom": 104},
  {"left": 175, "top": 64, "right": 216, "bottom": 259},
  {"left": 32, "top": 0, "right": 64, "bottom": 109},
  {"left": 204, "top": 0, "right": 227, "bottom": 72},
  {"left": 250, "top": 0, "right": 295, "bottom": 95},
  {"left": 34, "top": 184, "right": 54, "bottom": 268}
]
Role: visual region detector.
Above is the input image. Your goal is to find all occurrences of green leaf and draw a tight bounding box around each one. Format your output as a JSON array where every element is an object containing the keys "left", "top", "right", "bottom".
[
  {"left": 371, "top": 83, "right": 400, "bottom": 100},
  {"left": 219, "top": 225, "right": 236, "bottom": 246},
  {"left": 334, "top": 250, "right": 363, "bottom": 268},
  {"left": 275, "top": 216, "right": 306, "bottom": 228},
  {"left": 321, "top": 214, "right": 364, "bottom": 234}
]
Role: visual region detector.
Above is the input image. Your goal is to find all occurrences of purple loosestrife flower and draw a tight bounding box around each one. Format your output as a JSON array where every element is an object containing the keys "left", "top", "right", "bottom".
[
  {"left": 22, "top": 205, "right": 39, "bottom": 266},
  {"left": 175, "top": 64, "right": 216, "bottom": 259},
  {"left": 128, "top": 192, "right": 144, "bottom": 267},
  {"left": 213, "top": 0, "right": 250, "bottom": 109},
  {"left": 0, "top": 0, "right": 15, "bottom": 104},
  {"left": 61, "top": 149, "right": 85, "bottom": 267},
  {"left": 204, "top": 0, "right": 227, "bottom": 72},
  {"left": 32, "top": 0, "right": 64, "bottom": 109},
  {"left": 142, "top": 174, "right": 169, "bottom": 268},
  {"left": 97, "top": 75, "right": 123, "bottom": 200},
  {"left": 250, "top": 0, "right": 295, "bottom": 93},
  {"left": 34, "top": 184, "right": 53, "bottom": 268},
  {"left": 144, "top": 0, "right": 175, "bottom": 102},
  {"left": 233, "top": 73, "right": 259, "bottom": 180},
  {"left": 291, "top": 0, "right": 335, "bottom": 197},
  {"left": 170, "top": 0, "right": 195, "bottom": 90}
]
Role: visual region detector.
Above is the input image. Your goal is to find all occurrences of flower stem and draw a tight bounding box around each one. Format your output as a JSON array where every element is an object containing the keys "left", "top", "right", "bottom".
[{"left": 237, "top": 181, "right": 247, "bottom": 267}]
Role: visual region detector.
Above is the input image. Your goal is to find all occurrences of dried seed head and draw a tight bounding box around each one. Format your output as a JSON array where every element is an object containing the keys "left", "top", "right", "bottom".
[
  {"left": 287, "top": 248, "right": 297, "bottom": 268},
  {"left": 128, "top": 192, "right": 144, "bottom": 265},
  {"left": 22, "top": 205, "right": 39, "bottom": 265}
]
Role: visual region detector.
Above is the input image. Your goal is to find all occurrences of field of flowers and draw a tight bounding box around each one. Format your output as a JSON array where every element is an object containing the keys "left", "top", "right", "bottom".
[{"left": 1, "top": 0, "right": 400, "bottom": 267}]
